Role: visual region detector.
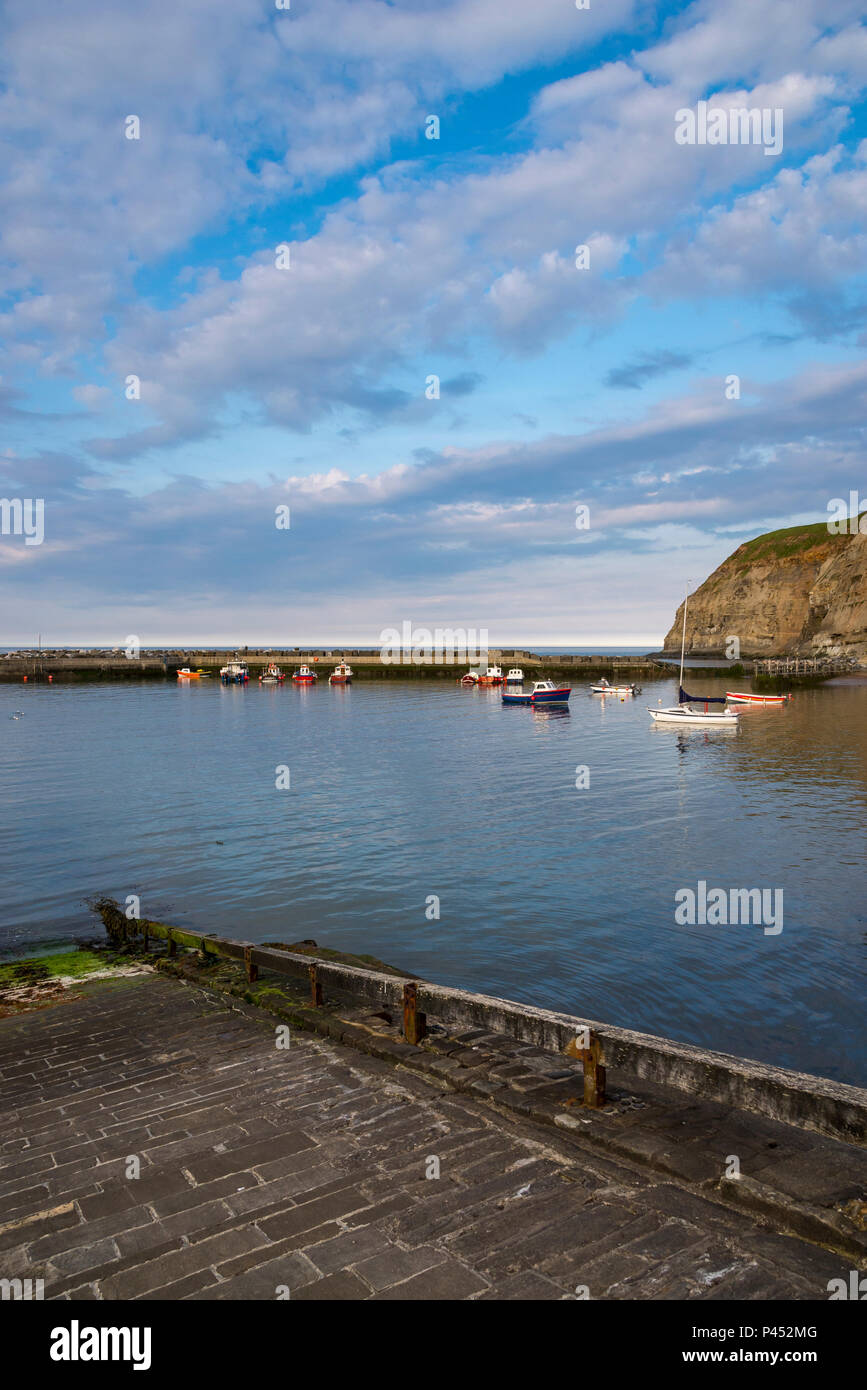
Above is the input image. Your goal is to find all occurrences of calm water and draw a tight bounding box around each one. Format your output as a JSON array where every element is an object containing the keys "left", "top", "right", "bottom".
[{"left": 1, "top": 675, "right": 865, "bottom": 1083}]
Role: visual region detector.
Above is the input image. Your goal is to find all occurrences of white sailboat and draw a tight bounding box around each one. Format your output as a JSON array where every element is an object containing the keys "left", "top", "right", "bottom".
[{"left": 648, "top": 590, "right": 739, "bottom": 726}]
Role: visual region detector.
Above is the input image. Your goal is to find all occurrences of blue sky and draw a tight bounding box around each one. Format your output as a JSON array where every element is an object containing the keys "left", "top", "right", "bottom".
[{"left": 1, "top": 0, "right": 866, "bottom": 645}]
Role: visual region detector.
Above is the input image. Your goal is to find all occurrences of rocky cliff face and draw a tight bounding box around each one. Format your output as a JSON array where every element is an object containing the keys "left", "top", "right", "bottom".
[{"left": 663, "top": 521, "right": 867, "bottom": 663}]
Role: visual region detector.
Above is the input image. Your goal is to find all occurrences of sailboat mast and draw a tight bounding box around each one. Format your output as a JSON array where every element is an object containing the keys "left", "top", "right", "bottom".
[{"left": 679, "top": 588, "right": 688, "bottom": 694}]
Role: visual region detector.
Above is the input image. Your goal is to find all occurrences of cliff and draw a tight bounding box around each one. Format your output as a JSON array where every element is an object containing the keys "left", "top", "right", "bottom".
[{"left": 663, "top": 520, "right": 867, "bottom": 663}]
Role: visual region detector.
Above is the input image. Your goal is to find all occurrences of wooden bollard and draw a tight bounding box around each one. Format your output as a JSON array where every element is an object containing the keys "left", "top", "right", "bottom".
[
  {"left": 167, "top": 935, "right": 177, "bottom": 958},
  {"left": 403, "top": 982, "right": 427, "bottom": 1045},
  {"left": 308, "top": 962, "right": 323, "bottom": 1007},
  {"left": 244, "top": 946, "right": 258, "bottom": 984}
]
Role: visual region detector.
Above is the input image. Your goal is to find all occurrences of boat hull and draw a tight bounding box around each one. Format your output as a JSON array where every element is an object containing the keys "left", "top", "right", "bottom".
[
  {"left": 726, "top": 691, "right": 789, "bottom": 704},
  {"left": 648, "top": 705, "right": 739, "bottom": 725},
  {"left": 503, "top": 688, "right": 571, "bottom": 705}
]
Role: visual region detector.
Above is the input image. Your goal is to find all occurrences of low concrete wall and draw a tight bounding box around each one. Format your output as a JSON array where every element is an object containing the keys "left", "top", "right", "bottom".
[{"left": 94, "top": 902, "right": 867, "bottom": 1146}]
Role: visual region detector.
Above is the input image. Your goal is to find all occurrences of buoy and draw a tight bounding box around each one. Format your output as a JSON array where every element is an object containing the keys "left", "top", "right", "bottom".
[
  {"left": 48, "top": 674, "right": 53, "bottom": 683},
  {"left": 23, "top": 675, "right": 27, "bottom": 682}
]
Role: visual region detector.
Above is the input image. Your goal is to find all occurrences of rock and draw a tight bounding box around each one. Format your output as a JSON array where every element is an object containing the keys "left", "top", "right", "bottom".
[{"left": 663, "top": 520, "right": 867, "bottom": 662}]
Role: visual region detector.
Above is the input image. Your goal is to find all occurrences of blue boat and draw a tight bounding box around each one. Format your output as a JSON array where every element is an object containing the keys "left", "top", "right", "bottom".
[{"left": 502, "top": 679, "right": 571, "bottom": 705}]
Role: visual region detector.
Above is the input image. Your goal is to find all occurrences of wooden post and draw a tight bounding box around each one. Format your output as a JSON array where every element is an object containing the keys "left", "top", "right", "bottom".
[
  {"left": 244, "top": 946, "right": 258, "bottom": 984},
  {"left": 403, "top": 982, "right": 427, "bottom": 1045},
  {"left": 581, "top": 1033, "right": 606, "bottom": 1108},
  {"left": 308, "top": 962, "right": 322, "bottom": 1007}
]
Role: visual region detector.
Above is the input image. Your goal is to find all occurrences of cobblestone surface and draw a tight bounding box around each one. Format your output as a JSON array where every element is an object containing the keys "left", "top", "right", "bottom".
[{"left": 0, "top": 973, "right": 859, "bottom": 1300}]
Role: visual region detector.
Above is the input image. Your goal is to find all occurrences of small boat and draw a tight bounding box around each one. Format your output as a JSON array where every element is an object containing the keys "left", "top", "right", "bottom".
[
  {"left": 329, "top": 662, "right": 353, "bottom": 684},
  {"left": 726, "top": 691, "right": 790, "bottom": 705},
  {"left": 220, "top": 659, "right": 249, "bottom": 684},
  {"left": 591, "top": 678, "right": 640, "bottom": 695},
  {"left": 505, "top": 668, "right": 524, "bottom": 684},
  {"left": 292, "top": 664, "right": 317, "bottom": 684},
  {"left": 503, "top": 679, "right": 571, "bottom": 705},
  {"left": 460, "top": 671, "right": 480, "bottom": 686},
  {"left": 176, "top": 668, "right": 200, "bottom": 679},
  {"left": 259, "top": 663, "right": 285, "bottom": 684},
  {"left": 648, "top": 589, "right": 739, "bottom": 726},
  {"left": 477, "top": 665, "right": 504, "bottom": 687},
  {"left": 649, "top": 703, "right": 739, "bottom": 725}
]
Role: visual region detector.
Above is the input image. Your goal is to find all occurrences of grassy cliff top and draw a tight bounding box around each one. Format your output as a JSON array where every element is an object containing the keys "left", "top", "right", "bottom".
[{"left": 726, "top": 520, "right": 853, "bottom": 572}]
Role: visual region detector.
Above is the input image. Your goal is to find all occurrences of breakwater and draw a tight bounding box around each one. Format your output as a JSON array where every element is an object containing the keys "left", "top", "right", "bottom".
[{"left": 0, "top": 647, "right": 661, "bottom": 683}]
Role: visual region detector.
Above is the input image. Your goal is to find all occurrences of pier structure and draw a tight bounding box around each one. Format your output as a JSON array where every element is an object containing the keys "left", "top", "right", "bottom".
[
  {"left": 1, "top": 905, "right": 864, "bottom": 1302},
  {"left": 0, "top": 648, "right": 660, "bottom": 683}
]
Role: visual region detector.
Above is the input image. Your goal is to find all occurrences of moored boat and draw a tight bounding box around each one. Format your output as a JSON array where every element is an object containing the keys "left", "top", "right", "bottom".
[
  {"left": 259, "top": 663, "right": 285, "bottom": 683},
  {"left": 460, "top": 671, "right": 480, "bottom": 686},
  {"left": 726, "top": 691, "right": 790, "bottom": 705},
  {"left": 505, "top": 668, "right": 524, "bottom": 684},
  {"left": 503, "top": 679, "right": 571, "bottom": 705},
  {"left": 220, "top": 659, "right": 249, "bottom": 684},
  {"left": 292, "top": 664, "right": 317, "bottom": 683},
  {"left": 591, "top": 678, "right": 640, "bottom": 695},
  {"left": 648, "top": 589, "right": 739, "bottom": 726},
  {"left": 477, "top": 665, "right": 504, "bottom": 686},
  {"left": 176, "top": 668, "right": 200, "bottom": 679},
  {"left": 649, "top": 703, "right": 739, "bottom": 725},
  {"left": 329, "top": 662, "right": 353, "bottom": 684}
]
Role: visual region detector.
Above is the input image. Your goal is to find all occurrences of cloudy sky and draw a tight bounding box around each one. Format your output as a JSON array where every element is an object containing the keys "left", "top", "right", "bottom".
[{"left": 1, "top": 0, "right": 866, "bottom": 646}]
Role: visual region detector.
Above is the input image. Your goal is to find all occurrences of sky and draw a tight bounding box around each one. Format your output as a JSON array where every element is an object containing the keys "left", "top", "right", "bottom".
[{"left": 1, "top": 0, "right": 866, "bottom": 646}]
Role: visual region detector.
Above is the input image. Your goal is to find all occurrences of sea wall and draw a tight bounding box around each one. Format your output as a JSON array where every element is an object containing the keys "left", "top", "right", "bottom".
[
  {"left": 92, "top": 900, "right": 867, "bottom": 1146},
  {"left": 0, "top": 649, "right": 660, "bottom": 682}
]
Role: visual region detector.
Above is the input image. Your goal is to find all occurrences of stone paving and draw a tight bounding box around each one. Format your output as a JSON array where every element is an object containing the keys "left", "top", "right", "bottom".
[{"left": 0, "top": 972, "right": 860, "bottom": 1300}]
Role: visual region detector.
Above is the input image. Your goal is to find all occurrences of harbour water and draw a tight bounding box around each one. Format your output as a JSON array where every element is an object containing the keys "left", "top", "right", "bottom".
[{"left": 2, "top": 674, "right": 865, "bottom": 1083}]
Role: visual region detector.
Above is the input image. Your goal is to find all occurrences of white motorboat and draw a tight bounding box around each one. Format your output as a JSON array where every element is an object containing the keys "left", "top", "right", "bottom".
[
  {"left": 259, "top": 663, "right": 285, "bottom": 683},
  {"left": 648, "top": 591, "right": 739, "bottom": 727},
  {"left": 220, "top": 658, "right": 249, "bottom": 684},
  {"left": 505, "top": 668, "right": 524, "bottom": 684},
  {"left": 591, "top": 678, "right": 640, "bottom": 695}
]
